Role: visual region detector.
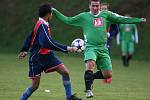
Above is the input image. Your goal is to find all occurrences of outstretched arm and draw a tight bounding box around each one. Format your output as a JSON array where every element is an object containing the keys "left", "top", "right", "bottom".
[
  {"left": 38, "top": 24, "right": 68, "bottom": 53},
  {"left": 107, "top": 11, "right": 146, "bottom": 24},
  {"left": 52, "top": 8, "right": 84, "bottom": 26},
  {"left": 134, "top": 25, "right": 139, "bottom": 44},
  {"left": 38, "top": 24, "right": 77, "bottom": 53}
]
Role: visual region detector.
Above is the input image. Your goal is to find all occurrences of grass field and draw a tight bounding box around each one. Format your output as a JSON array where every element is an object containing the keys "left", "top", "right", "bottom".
[{"left": 0, "top": 53, "right": 150, "bottom": 100}]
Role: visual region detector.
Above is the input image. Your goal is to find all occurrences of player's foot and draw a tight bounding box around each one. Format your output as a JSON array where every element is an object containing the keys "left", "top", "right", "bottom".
[
  {"left": 68, "top": 94, "right": 82, "bottom": 100},
  {"left": 103, "top": 77, "right": 112, "bottom": 84},
  {"left": 85, "top": 90, "right": 93, "bottom": 98}
]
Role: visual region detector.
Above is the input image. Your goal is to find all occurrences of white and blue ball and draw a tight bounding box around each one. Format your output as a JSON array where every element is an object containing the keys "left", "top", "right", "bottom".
[{"left": 71, "top": 38, "right": 85, "bottom": 53}]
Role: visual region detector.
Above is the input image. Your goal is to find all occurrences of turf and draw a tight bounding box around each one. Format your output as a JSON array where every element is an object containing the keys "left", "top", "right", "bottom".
[{"left": 0, "top": 54, "right": 150, "bottom": 100}]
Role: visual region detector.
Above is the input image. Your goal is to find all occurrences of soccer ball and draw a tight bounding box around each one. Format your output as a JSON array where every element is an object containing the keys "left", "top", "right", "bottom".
[{"left": 71, "top": 38, "right": 85, "bottom": 53}]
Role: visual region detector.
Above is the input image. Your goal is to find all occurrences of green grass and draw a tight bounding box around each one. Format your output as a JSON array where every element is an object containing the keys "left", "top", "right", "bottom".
[{"left": 0, "top": 54, "right": 150, "bottom": 100}]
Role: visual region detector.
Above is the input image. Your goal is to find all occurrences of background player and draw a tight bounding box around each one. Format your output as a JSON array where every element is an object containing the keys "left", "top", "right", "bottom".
[
  {"left": 117, "top": 14, "right": 139, "bottom": 66},
  {"left": 52, "top": 0, "right": 146, "bottom": 98},
  {"left": 18, "top": 3, "right": 82, "bottom": 100},
  {"left": 101, "top": 2, "right": 119, "bottom": 50}
]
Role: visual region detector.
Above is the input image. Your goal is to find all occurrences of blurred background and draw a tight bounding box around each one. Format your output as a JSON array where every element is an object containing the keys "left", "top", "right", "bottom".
[
  {"left": 0, "top": 0, "right": 149, "bottom": 60},
  {"left": 0, "top": 0, "right": 150, "bottom": 100}
]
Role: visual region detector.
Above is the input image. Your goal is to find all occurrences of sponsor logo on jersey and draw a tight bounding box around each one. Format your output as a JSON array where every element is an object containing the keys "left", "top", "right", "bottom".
[
  {"left": 125, "top": 26, "right": 131, "bottom": 32},
  {"left": 93, "top": 18, "right": 103, "bottom": 27}
]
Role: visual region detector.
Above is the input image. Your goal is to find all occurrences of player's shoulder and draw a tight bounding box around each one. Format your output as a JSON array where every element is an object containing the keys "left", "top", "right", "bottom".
[
  {"left": 79, "top": 12, "right": 89, "bottom": 16},
  {"left": 75, "top": 12, "right": 91, "bottom": 18},
  {"left": 100, "top": 11, "right": 115, "bottom": 17},
  {"left": 100, "top": 10, "right": 112, "bottom": 14}
]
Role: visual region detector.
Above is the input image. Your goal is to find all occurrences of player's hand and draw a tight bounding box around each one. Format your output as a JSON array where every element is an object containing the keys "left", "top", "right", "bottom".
[
  {"left": 107, "top": 32, "right": 110, "bottom": 38},
  {"left": 18, "top": 52, "right": 27, "bottom": 59},
  {"left": 141, "top": 18, "right": 146, "bottom": 22},
  {"left": 67, "top": 46, "right": 78, "bottom": 52}
]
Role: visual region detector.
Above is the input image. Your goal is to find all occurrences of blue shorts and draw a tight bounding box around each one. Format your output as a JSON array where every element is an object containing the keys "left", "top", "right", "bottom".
[{"left": 28, "top": 52, "right": 63, "bottom": 79}]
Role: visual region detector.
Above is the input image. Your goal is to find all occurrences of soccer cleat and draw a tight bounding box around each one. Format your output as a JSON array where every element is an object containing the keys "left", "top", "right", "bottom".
[
  {"left": 85, "top": 90, "right": 93, "bottom": 98},
  {"left": 68, "top": 94, "right": 82, "bottom": 100},
  {"left": 103, "top": 77, "right": 112, "bottom": 84}
]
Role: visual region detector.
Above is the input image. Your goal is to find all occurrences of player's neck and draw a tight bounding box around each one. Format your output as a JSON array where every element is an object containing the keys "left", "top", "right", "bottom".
[
  {"left": 43, "top": 17, "right": 49, "bottom": 22},
  {"left": 39, "top": 17, "right": 49, "bottom": 26},
  {"left": 90, "top": 11, "right": 101, "bottom": 17}
]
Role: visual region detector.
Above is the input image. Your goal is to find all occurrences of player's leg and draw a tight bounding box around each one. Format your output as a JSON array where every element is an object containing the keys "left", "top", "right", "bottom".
[
  {"left": 84, "top": 48, "right": 96, "bottom": 98},
  {"left": 107, "top": 37, "right": 112, "bottom": 51},
  {"left": 101, "top": 70, "right": 112, "bottom": 83},
  {"left": 20, "top": 77, "right": 41, "bottom": 100},
  {"left": 96, "top": 51, "right": 112, "bottom": 83},
  {"left": 20, "top": 55, "right": 42, "bottom": 100},
  {"left": 84, "top": 60, "right": 95, "bottom": 98},
  {"left": 121, "top": 40, "right": 128, "bottom": 66},
  {"left": 44, "top": 53, "right": 81, "bottom": 100},
  {"left": 56, "top": 64, "right": 82, "bottom": 100},
  {"left": 127, "top": 42, "right": 134, "bottom": 65},
  {"left": 56, "top": 64, "right": 72, "bottom": 100}
]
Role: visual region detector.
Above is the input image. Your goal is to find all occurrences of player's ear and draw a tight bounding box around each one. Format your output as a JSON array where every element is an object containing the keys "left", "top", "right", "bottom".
[{"left": 49, "top": 13, "right": 53, "bottom": 19}]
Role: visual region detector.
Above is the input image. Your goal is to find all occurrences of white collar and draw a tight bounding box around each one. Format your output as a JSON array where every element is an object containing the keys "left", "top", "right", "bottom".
[
  {"left": 39, "top": 17, "right": 49, "bottom": 26},
  {"left": 90, "top": 11, "right": 101, "bottom": 17}
]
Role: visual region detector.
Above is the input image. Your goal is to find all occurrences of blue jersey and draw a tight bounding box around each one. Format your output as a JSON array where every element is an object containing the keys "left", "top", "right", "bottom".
[
  {"left": 109, "top": 24, "right": 119, "bottom": 38},
  {"left": 20, "top": 18, "right": 68, "bottom": 54},
  {"left": 107, "top": 24, "right": 119, "bottom": 49},
  {"left": 20, "top": 18, "right": 68, "bottom": 78}
]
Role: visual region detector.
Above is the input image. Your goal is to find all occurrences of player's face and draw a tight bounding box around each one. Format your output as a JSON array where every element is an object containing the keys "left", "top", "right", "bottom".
[
  {"left": 89, "top": 1, "right": 100, "bottom": 15},
  {"left": 48, "top": 13, "right": 52, "bottom": 21},
  {"left": 101, "top": 5, "right": 108, "bottom": 11}
]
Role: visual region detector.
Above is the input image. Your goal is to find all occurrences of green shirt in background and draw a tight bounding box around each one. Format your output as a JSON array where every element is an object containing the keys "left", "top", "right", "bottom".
[{"left": 119, "top": 24, "right": 138, "bottom": 42}]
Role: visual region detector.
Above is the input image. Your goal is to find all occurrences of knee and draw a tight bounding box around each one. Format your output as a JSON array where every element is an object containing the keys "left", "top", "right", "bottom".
[
  {"left": 32, "top": 84, "right": 39, "bottom": 91},
  {"left": 102, "top": 71, "right": 112, "bottom": 79},
  {"left": 56, "top": 65, "right": 70, "bottom": 77},
  {"left": 63, "top": 72, "right": 69, "bottom": 77},
  {"left": 86, "top": 60, "right": 96, "bottom": 71},
  {"left": 32, "top": 79, "right": 40, "bottom": 91}
]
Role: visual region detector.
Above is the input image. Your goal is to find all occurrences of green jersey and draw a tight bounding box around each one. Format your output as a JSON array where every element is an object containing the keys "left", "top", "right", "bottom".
[
  {"left": 52, "top": 9, "right": 142, "bottom": 47},
  {"left": 119, "top": 24, "right": 138, "bottom": 42}
]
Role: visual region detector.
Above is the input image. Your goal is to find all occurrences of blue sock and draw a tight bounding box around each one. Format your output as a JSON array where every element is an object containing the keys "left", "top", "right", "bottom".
[
  {"left": 20, "top": 86, "right": 34, "bottom": 100},
  {"left": 62, "top": 76, "right": 72, "bottom": 100}
]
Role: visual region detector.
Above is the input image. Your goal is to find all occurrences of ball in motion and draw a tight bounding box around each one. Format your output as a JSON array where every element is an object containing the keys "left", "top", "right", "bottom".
[{"left": 71, "top": 38, "right": 85, "bottom": 52}]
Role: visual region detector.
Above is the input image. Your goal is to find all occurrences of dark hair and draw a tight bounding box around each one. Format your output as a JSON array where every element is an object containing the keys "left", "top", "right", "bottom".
[
  {"left": 101, "top": 2, "right": 109, "bottom": 6},
  {"left": 39, "top": 3, "right": 52, "bottom": 17}
]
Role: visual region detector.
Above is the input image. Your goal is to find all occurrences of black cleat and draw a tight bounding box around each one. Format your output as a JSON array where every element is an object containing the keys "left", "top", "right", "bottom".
[{"left": 68, "top": 94, "right": 82, "bottom": 100}]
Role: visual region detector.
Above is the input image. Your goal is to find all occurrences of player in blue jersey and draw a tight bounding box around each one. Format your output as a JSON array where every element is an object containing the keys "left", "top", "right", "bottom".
[
  {"left": 100, "top": 2, "right": 119, "bottom": 50},
  {"left": 18, "top": 3, "right": 82, "bottom": 100}
]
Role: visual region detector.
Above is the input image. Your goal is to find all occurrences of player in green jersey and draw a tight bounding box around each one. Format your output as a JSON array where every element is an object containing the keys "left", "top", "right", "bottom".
[
  {"left": 52, "top": 0, "right": 146, "bottom": 98},
  {"left": 117, "top": 14, "right": 139, "bottom": 66}
]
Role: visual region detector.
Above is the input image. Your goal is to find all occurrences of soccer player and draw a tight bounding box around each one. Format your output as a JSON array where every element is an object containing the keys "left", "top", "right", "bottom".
[
  {"left": 52, "top": 0, "right": 146, "bottom": 98},
  {"left": 116, "top": 14, "right": 139, "bottom": 66},
  {"left": 101, "top": 2, "right": 119, "bottom": 50},
  {"left": 18, "top": 3, "right": 82, "bottom": 100}
]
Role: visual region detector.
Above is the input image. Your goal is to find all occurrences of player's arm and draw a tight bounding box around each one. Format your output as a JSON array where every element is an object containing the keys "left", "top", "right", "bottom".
[
  {"left": 116, "top": 33, "right": 120, "bottom": 45},
  {"left": 134, "top": 25, "right": 139, "bottom": 44},
  {"left": 18, "top": 31, "right": 33, "bottom": 59},
  {"left": 116, "top": 25, "right": 121, "bottom": 45},
  {"left": 52, "top": 8, "right": 83, "bottom": 26},
  {"left": 38, "top": 24, "right": 77, "bottom": 53},
  {"left": 107, "top": 11, "right": 146, "bottom": 24}
]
